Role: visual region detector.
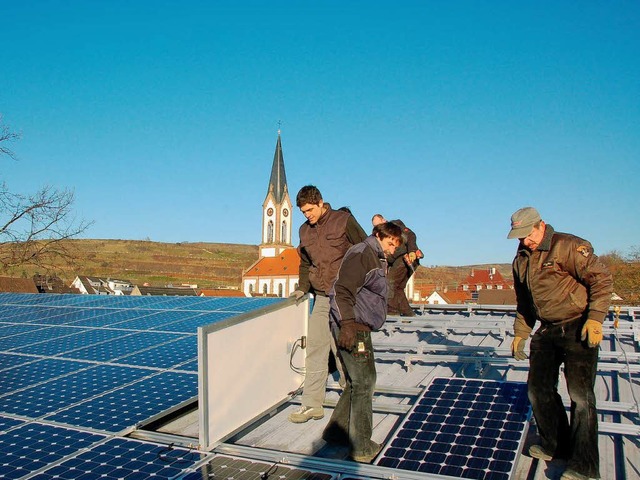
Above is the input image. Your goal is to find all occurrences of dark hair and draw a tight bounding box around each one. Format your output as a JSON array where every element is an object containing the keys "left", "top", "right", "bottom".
[
  {"left": 373, "top": 221, "right": 403, "bottom": 243},
  {"left": 296, "top": 185, "right": 323, "bottom": 207}
]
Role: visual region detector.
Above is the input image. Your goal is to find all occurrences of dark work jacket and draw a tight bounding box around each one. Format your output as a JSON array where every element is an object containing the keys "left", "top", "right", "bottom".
[
  {"left": 512, "top": 225, "right": 613, "bottom": 338},
  {"left": 329, "top": 235, "right": 389, "bottom": 331},
  {"left": 388, "top": 219, "right": 421, "bottom": 268},
  {"left": 297, "top": 204, "right": 367, "bottom": 295}
]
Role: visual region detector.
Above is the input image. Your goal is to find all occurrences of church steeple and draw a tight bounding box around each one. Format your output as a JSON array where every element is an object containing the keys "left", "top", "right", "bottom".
[{"left": 260, "top": 130, "right": 293, "bottom": 258}]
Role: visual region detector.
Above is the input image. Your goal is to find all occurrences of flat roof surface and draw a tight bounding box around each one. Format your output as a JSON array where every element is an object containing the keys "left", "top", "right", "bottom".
[{"left": 0, "top": 293, "right": 638, "bottom": 479}]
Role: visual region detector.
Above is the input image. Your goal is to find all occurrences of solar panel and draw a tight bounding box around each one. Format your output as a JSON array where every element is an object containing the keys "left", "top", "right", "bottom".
[
  {"left": 0, "top": 364, "right": 151, "bottom": 418},
  {"left": 0, "top": 422, "right": 106, "bottom": 479},
  {"left": 13, "top": 328, "right": 129, "bottom": 356},
  {"left": 29, "top": 436, "right": 205, "bottom": 480},
  {"left": 1, "top": 358, "right": 89, "bottom": 394},
  {"left": 57, "top": 331, "right": 186, "bottom": 362},
  {"left": 376, "top": 378, "right": 531, "bottom": 480},
  {"left": 151, "top": 311, "right": 230, "bottom": 333},
  {"left": 0, "top": 415, "right": 25, "bottom": 433},
  {"left": 0, "top": 325, "right": 87, "bottom": 351},
  {"left": 113, "top": 335, "right": 197, "bottom": 369},
  {"left": 179, "top": 454, "right": 336, "bottom": 480},
  {"left": 114, "top": 310, "right": 205, "bottom": 330},
  {"left": 46, "top": 371, "right": 198, "bottom": 433}
]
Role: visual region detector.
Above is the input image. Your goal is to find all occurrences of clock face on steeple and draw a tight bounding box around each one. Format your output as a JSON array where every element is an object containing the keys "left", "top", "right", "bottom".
[
  {"left": 283, "top": 209, "right": 289, "bottom": 217},
  {"left": 267, "top": 208, "right": 274, "bottom": 216}
]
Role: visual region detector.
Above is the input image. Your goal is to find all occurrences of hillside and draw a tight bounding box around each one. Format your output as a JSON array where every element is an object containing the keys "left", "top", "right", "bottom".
[
  {"left": 4, "top": 239, "right": 637, "bottom": 304},
  {"left": 3, "top": 239, "right": 259, "bottom": 290}
]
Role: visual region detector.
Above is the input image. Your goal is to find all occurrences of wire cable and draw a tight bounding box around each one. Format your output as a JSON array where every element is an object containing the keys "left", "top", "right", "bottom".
[{"left": 611, "top": 306, "right": 640, "bottom": 417}]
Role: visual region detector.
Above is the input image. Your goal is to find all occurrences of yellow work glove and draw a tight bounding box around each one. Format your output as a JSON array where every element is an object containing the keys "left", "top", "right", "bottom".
[
  {"left": 581, "top": 319, "right": 603, "bottom": 348},
  {"left": 511, "top": 336, "right": 528, "bottom": 361}
]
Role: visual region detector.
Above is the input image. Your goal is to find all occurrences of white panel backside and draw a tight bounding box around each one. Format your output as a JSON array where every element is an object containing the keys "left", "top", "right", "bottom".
[{"left": 199, "top": 298, "right": 307, "bottom": 449}]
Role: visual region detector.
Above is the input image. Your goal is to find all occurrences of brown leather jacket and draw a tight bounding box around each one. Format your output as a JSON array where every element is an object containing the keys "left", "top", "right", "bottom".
[
  {"left": 298, "top": 204, "right": 367, "bottom": 295},
  {"left": 512, "top": 225, "right": 613, "bottom": 338}
]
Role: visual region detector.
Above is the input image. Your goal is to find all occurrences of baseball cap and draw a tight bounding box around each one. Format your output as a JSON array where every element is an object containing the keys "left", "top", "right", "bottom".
[{"left": 507, "top": 207, "right": 541, "bottom": 239}]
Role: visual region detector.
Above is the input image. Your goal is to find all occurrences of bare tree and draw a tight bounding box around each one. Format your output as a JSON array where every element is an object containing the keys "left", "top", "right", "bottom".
[{"left": 1, "top": 118, "right": 93, "bottom": 272}]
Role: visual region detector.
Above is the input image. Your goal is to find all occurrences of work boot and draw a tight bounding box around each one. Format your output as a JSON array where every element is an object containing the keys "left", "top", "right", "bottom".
[
  {"left": 351, "top": 442, "right": 382, "bottom": 463},
  {"left": 528, "top": 445, "right": 553, "bottom": 461},
  {"left": 288, "top": 406, "right": 324, "bottom": 423},
  {"left": 560, "top": 469, "right": 595, "bottom": 480}
]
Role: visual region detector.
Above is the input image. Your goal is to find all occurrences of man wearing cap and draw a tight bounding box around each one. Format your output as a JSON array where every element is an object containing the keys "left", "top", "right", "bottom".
[{"left": 507, "top": 207, "right": 613, "bottom": 480}]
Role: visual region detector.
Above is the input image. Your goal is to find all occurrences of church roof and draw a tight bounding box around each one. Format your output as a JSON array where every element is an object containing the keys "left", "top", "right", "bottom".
[
  {"left": 244, "top": 248, "right": 299, "bottom": 277},
  {"left": 266, "top": 133, "right": 288, "bottom": 204}
]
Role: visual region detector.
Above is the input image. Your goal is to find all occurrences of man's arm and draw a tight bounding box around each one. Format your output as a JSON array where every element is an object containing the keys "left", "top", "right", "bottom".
[
  {"left": 296, "top": 246, "right": 311, "bottom": 293},
  {"left": 569, "top": 240, "right": 613, "bottom": 323},
  {"left": 345, "top": 215, "right": 367, "bottom": 245}
]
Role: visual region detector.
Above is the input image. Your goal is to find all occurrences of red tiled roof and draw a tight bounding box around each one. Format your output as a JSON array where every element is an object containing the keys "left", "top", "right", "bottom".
[
  {"left": 244, "top": 248, "right": 300, "bottom": 277},
  {"left": 440, "top": 290, "right": 472, "bottom": 304},
  {"left": 198, "top": 289, "right": 246, "bottom": 297}
]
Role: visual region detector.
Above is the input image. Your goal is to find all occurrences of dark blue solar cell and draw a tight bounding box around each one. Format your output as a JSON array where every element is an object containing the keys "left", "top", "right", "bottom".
[
  {"left": 378, "top": 457, "right": 400, "bottom": 468},
  {"left": 502, "top": 429, "right": 522, "bottom": 441},
  {"left": 467, "top": 452, "right": 491, "bottom": 470},
  {"left": 416, "top": 430, "right": 437, "bottom": 442},
  {"left": 471, "top": 447, "right": 495, "bottom": 459},
  {"left": 460, "top": 426, "right": 481, "bottom": 437},
  {"left": 405, "top": 449, "right": 426, "bottom": 461},
  {"left": 466, "top": 417, "right": 484, "bottom": 427},
  {"left": 442, "top": 423, "right": 461, "bottom": 434},
  {"left": 398, "top": 459, "right": 421, "bottom": 471},
  {"left": 440, "top": 464, "right": 464, "bottom": 477},
  {"left": 433, "top": 405, "right": 451, "bottom": 415},
  {"left": 489, "top": 459, "right": 512, "bottom": 473},
  {"left": 484, "top": 420, "right": 504, "bottom": 430},
  {"left": 424, "top": 451, "right": 447, "bottom": 464},
  {"left": 460, "top": 392, "right": 476, "bottom": 402},
  {"left": 0, "top": 415, "right": 25, "bottom": 432},
  {"left": 411, "top": 439, "right": 430, "bottom": 451},
  {"left": 457, "top": 434, "right": 476, "bottom": 446},
  {"left": 496, "top": 442, "right": 518, "bottom": 456},
  {"left": 418, "top": 461, "right": 441, "bottom": 474},
  {"left": 1, "top": 358, "right": 89, "bottom": 394},
  {"left": 434, "top": 433, "right": 456, "bottom": 445},
  {"left": 477, "top": 436, "right": 498, "bottom": 449},
  {"left": 475, "top": 401, "right": 491, "bottom": 411},
  {"left": 468, "top": 409, "right": 485, "bottom": 418},
  {"left": 397, "top": 428, "right": 418, "bottom": 439},
  {"left": 431, "top": 442, "right": 450, "bottom": 453},
  {"left": 384, "top": 447, "right": 406, "bottom": 458},
  {"left": 391, "top": 437, "right": 411, "bottom": 448},
  {"left": 451, "top": 444, "right": 472, "bottom": 456},
  {"left": 411, "top": 412, "right": 429, "bottom": 422},
  {"left": 404, "top": 420, "right": 422, "bottom": 430},
  {"left": 429, "top": 414, "right": 447, "bottom": 424}
]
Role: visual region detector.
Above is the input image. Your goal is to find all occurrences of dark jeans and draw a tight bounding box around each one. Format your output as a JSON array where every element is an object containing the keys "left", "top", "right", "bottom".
[
  {"left": 528, "top": 320, "right": 600, "bottom": 478},
  {"left": 387, "top": 261, "right": 413, "bottom": 315},
  {"left": 323, "top": 330, "right": 379, "bottom": 457}
]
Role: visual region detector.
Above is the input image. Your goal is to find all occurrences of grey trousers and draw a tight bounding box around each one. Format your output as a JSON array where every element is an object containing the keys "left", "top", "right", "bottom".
[{"left": 301, "top": 295, "right": 344, "bottom": 408}]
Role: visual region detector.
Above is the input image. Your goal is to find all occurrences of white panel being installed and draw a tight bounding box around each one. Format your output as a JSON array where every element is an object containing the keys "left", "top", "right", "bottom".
[{"left": 198, "top": 297, "right": 308, "bottom": 450}]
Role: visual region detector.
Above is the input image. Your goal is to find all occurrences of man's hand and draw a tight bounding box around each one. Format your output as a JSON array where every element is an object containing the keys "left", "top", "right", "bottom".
[
  {"left": 581, "top": 319, "right": 603, "bottom": 348},
  {"left": 404, "top": 251, "right": 417, "bottom": 264},
  {"left": 511, "top": 336, "right": 528, "bottom": 361},
  {"left": 289, "top": 290, "right": 305, "bottom": 305},
  {"left": 337, "top": 322, "right": 357, "bottom": 350}
]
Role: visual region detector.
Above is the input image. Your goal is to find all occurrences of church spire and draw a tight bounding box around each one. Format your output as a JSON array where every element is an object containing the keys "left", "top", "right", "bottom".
[
  {"left": 260, "top": 129, "right": 293, "bottom": 258},
  {"left": 267, "top": 130, "right": 288, "bottom": 204}
]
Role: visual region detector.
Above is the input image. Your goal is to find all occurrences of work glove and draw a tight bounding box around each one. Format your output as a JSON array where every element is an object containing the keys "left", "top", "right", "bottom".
[
  {"left": 289, "top": 290, "right": 305, "bottom": 305},
  {"left": 581, "top": 319, "right": 603, "bottom": 348},
  {"left": 511, "top": 336, "right": 528, "bottom": 361},
  {"left": 337, "top": 322, "right": 357, "bottom": 351}
]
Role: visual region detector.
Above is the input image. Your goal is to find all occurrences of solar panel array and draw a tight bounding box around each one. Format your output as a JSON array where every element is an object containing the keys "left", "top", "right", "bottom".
[
  {"left": 376, "top": 377, "right": 531, "bottom": 480},
  {"left": 0, "top": 292, "right": 281, "bottom": 479}
]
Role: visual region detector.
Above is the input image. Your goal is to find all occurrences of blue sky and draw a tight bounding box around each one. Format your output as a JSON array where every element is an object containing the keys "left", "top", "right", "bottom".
[{"left": 1, "top": 1, "right": 638, "bottom": 266}]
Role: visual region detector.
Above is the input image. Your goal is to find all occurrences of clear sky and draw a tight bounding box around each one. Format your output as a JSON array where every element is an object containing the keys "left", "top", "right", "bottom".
[{"left": 2, "top": 1, "right": 638, "bottom": 266}]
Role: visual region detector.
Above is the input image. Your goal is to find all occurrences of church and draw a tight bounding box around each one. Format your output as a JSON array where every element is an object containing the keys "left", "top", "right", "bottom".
[
  {"left": 241, "top": 132, "right": 416, "bottom": 301},
  {"left": 241, "top": 131, "right": 300, "bottom": 297}
]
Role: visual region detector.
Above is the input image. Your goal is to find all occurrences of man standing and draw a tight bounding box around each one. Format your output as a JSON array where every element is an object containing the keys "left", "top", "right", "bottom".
[
  {"left": 323, "top": 221, "right": 403, "bottom": 462},
  {"left": 288, "top": 185, "right": 367, "bottom": 423},
  {"left": 371, "top": 214, "right": 423, "bottom": 316},
  {"left": 508, "top": 207, "right": 613, "bottom": 480}
]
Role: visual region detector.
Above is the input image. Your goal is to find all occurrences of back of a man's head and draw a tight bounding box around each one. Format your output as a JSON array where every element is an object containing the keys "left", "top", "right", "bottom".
[{"left": 296, "top": 185, "right": 323, "bottom": 207}]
